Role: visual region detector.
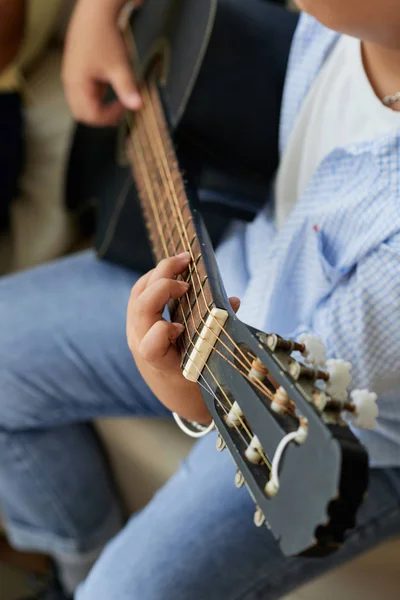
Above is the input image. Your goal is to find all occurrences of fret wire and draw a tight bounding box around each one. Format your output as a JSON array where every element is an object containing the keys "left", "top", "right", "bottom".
[{"left": 174, "top": 237, "right": 184, "bottom": 253}]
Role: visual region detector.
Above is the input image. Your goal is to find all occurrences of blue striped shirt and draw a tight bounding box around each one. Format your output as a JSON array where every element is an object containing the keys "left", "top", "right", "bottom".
[{"left": 217, "top": 15, "right": 400, "bottom": 467}]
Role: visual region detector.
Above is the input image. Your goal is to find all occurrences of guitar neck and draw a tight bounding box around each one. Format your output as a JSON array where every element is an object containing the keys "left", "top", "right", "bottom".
[{"left": 127, "top": 79, "right": 215, "bottom": 354}]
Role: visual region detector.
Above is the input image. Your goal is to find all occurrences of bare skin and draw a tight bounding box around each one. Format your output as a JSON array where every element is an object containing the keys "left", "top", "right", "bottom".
[
  {"left": 62, "top": 0, "right": 142, "bottom": 125},
  {"left": 296, "top": 0, "right": 400, "bottom": 111}
]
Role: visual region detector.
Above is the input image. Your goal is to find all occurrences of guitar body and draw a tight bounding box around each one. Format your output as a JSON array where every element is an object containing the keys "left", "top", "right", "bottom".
[
  {"left": 67, "top": 0, "right": 217, "bottom": 273},
  {"left": 66, "top": 0, "right": 291, "bottom": 271}
]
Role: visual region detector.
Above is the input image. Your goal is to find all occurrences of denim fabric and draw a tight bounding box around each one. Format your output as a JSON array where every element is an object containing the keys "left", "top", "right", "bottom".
[
  {"left": 0, "top": 252, "right": 400, "bottom": 600},
  {"left": 0, "top": 252, "right": 166, "bottom": 557},
  {"left": 78, "top": 434, "right": 400, "bottom": 600}
]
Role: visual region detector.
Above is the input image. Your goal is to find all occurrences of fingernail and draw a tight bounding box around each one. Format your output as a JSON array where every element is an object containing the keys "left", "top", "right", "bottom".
[
  {"left": 126, "top": 93, "right": 141, "bottom": 109},
  {"left": 177, "top": 252, "right": 191, "bottom": 261},
  {"left": 180, "top": 281, "right": 190, "bottom": 289},
  {"left": 174, "top": 323, "right": 185, "bottom": 333},
  {"left": 230, "top": 297, "right": 241, "bottom": 311}
]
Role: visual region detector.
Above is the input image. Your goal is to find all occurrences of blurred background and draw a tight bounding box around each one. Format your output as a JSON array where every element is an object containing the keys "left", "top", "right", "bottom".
[{"left": 0, "top": 1, "right": 399, "bottom": 599}]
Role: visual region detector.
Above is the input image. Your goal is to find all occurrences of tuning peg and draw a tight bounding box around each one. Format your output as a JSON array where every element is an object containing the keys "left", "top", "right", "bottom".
[
  {"left": 216, "top": 434, "right": 226, "bottom": 452},
  {"left": 298, "top": 334, "right": 327, "bottom": 366},
  {"left": 234, "top": 470, "right": 245, "bottom": 488},
  {"left": 312, "top": 390, "right": 328, "bottom": 412},
  {"left": 225, "top": 401, "right": 244, "bottom": 428},
  {"left": 288, "top": 361, "right": 328, "bottom": 384},
  {"left": 263, "top": 333, "right": 304, "bottom": 354},
  {"left": 249, "top": 359, "right": 268, "bottom": 382},
  {"left": 265, "top": 479, "right": 279, "bottom": 498},
  {"left": 245, "top": 436, "right": 263, "bottom": 464},
  {"left": 345, "top": 389, "right": 379, "bottom": 430},
  {"left": 325, "top": 359, "right": 352, "bottom": 402},
  {"left": 253, "top": 506, "right": 266, "bottom": 528},
  {"left": 271, "top": 387, "right": 290, "bottom": 415}
]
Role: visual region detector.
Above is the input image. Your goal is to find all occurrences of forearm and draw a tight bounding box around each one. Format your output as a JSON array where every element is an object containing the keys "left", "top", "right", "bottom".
[{"left": 0, "top": 0, "right": 25, "bottom": 72}]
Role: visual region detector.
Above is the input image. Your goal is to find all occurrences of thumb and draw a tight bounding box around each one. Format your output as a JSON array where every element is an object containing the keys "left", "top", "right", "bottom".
[
  {"left": 229, "top": 297, "right": 241, "bottom": 313},
  {"left": 110, "top": 64, "right": 142, "bottom": 111}
]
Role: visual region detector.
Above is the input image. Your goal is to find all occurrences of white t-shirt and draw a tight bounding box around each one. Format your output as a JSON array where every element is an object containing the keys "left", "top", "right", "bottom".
[{"left": 275, "top": 34, "right": 400, "bottom": 229}]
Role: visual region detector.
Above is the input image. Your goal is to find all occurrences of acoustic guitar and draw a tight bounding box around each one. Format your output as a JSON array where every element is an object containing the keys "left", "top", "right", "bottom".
[{"left": 110, "top": 0, "right": 377, "bottom": 558}]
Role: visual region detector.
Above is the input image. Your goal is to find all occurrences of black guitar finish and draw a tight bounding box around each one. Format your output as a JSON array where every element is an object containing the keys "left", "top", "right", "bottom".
[
  {"left": 131, "top": 0, "right": 216, "bottom": 127},
  {"left": 66, "top": 0, "right": 298, "bottom": 271}
]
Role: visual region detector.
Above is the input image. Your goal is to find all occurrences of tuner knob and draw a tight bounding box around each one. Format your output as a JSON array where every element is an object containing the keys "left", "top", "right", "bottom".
[
  {"left": 312, "top": 390, "right": 328, "bottom": 412},
  {"left": 225, "top": 401, "right": 244, "bottom": 429},
  {"left": 271, "top": 387, "right": 290, "bottom": 415},
  {"left": 253, "top": 506, "right": 266, "bottom": 528},
  {"left": 265, "top": 479, "right": 279, "bottom": 498},
  {"left": 298, "top": 334, "right": 327, "bottom": 366},
  {"left": 234, "top": 470, "right": 245, "bottom": 488},
  {"left": 325, "top": 359, "right": 352, "bottom": 402},
  {"left": 216, "top": 435, "right": 226, "bottom": 452},
  {"left": 249, "top": 359, "right": 268, "bottom": 382},
  {"left": 245, "top": 436, "right": 263, "bottom": 464},
  {"left": 346, "top": 389, "right": 379, "bottom": 430},
  {"left": 265, "top": 333, "right": 304, "bottom": 354},
  {"left": 289, "top": 361, "right": 327, "bottom": 383}
]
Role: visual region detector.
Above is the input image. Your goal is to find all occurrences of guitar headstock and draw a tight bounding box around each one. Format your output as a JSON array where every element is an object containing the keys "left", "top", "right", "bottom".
[{"left": 182, "top": 310, "right": 373, "bottom": 557}]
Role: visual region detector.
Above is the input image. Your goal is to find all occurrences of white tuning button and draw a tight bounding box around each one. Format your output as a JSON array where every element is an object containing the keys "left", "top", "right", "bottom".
[
  {"left": 225, "top": 401, "right": 244, "bottom": 428},
  {"left": 347, "top": 389, "right": 379, "bottom": 430},
  {"left": 298, "top": 334, "right": 327, "bottom": 366},
  {"left": 216, "top": 435, "right": 226, "bottom": 452},
  {"left": 265, "top": 479, "right": 279, "bottom": 498},
  {"left": 325, "top": 359, "right": 352, "bottom": 401},
  {"left": 253, "top": 506, "right": 266, "bottom": 528},
  {"left": 271, "top": 387, "right": 290, "bottom": 415},
  {"left": 245, "top": 436, "right": 263, "bottom": 464},
  {"left": 312, "top": 390, "right": 328, "bottom": 412},
  {"left": 234, "top": 470, "right": 245, "bottom": 489}
]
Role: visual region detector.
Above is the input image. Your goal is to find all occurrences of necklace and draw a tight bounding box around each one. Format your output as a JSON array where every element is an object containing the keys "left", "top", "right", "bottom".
[{"left": 383, "top": 92, "right": 400, "bottom": 107}]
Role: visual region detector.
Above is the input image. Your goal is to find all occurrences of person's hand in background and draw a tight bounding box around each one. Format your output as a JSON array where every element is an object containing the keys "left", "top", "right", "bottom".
[{"left": 62, "top": 0, "right": 143, "bottom": 125}]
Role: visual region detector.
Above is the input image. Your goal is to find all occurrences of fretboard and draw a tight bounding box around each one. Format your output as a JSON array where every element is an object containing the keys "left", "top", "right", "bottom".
[{"left": 127, "top": 79, "right": 216, "bottom": 359}]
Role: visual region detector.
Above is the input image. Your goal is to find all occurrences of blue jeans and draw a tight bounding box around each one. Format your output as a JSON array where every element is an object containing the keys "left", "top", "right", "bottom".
[{"left": 1, "top": 251, "right": 400, "bottom": 599}]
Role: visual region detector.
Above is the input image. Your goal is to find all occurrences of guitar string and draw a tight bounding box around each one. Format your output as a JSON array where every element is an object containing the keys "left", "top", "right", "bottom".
[
  {"left": 131, "top": 114, "right": 273, "bottom": 469},
  {"left": 123, "top": 35, "right": 287, "bottom": 467},
  {"left": 182, "top": 337, "right": 257, "bottom": 453},
  {"left": 138, "top": 81, "right": 277, "bottom": 406},
  {"left": 141, "top": 82, "right": 263, "bottom": 376},
  {"left": 134, "top": 81, "right": 294, "bottom": 427},
  {"left": 130, "top": 135, "right": 271, "bottom": 468},
  {"left": 133, "top": 107, "right": 277, "bottom": 408},
  {"left": 123, "top": 28, "right": 276, "bottom": 402},
  {"left": 128, "top": 123, "right": 272, "bottom": 469},
  {"left": 132, "top": 122, "right": 273, "bottom": 403}
]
